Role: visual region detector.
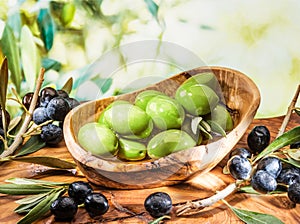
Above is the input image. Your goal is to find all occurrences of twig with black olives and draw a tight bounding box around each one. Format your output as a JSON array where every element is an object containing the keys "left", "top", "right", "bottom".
[
  {"left": 0, "top": 68, "right": 45, "bottom": 158},
  {"left": 176, "top": 182, "right": 238, "bottom": 216}
]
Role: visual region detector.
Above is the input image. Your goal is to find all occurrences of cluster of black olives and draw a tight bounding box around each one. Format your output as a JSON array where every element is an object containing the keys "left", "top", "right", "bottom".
[
  {"left": 227, "top": 125, "right": 300, "bottom": 204},
  {"left": 50, "top": 181, "right": 109, "bottom": 221},
  {"left": 22, "top": 87, "right": 79, "bottom": 145}
]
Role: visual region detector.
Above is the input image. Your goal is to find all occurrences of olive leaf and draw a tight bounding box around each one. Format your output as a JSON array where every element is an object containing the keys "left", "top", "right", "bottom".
[
  {"left": 61, "top": 77, "right": 73, "bottom": 94},
  {"left": 206, "top": 120, "right": 226, "bottom": 137},
  {"left": 253, "top": 126, "right": 300, "bottom": 163},
  {"left": 16, "top": 192, "right": 50, "bottom": 205},
  {"left": 10, "top": 156, "right": 77, "bottom": 169},
  {"left": 6, "top": 177, "right": 68, "bottom": 186},
  {"left": 8, "top": 116, "right": 22, "bottom": 133},
  {"left": 144, "top": 0, "right": 158, "bottom": 19},
  {"left": 149, "top": 215, "right": 171, "bottom": 224},
  {"left": 15, "top": 199, "right": 44, "bottom": 214},
  {"left": 238, "top": 185, "right": 286, "bottom": 195},
  {"left": 15, "top": 135, "right": 46, "bottom": 157},
  {"left": 0, "top": 184, "right": 53, "bottom": 195},
  {"left": 20, "top": 25, "right": 40, "bottom": 91},
  {"left": 0, "top": 57, "right": 8, "bottom": 110},
  {"left": 191, "top": 117, "right": 202, "bottom": 135},
  {"left": 287, "top": 148, "right": 300, "bottom": 161},
  {"left": 91, "top": 77, "right": 113, "bottom": 94},
  {"left": 224, "top": 200, "right": 284, "bottom": 224},
  {"left": 41, "top": 58, "right": 61, "bottom": 72},
  {"left": 37, "top": 9, "right": 54, "bottom": 51},
  {"left": 0, "top": 25, "right": 22, "bottom": 92},
  {"left": 280, "top": 158, "right": 300, "bottom": 169},
  {"left": 17, "top": 187, "right": 65, "bottom": 224}
]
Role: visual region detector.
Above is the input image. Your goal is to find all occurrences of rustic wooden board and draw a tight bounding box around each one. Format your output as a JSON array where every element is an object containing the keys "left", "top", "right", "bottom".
[{"left": 0, "top": 113, "right": 299, "bottom": 224}]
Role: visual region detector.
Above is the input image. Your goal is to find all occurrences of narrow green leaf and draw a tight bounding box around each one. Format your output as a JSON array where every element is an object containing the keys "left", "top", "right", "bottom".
[
  {"left": 20, "top": 25, "right": 39, "bottom": 91},
  {"left": 144, "top": 0, "right": 159, "bottom": 19},
  {"left": 37, "top": 9, "right": 54, "bottom": 51},
  {"left": 91, "top": 77, "right": 113, "bottom": 94},
  {"left": 61, "top": 77, "right": 73, "bottom": 94},
  {"left": 17, "top": 188, "right": 65, "bottom": 224},
  {"left": 8, "top": 116, "right": 22, "bottom": 133},
  {"left": 15, "top": 197, "right": 44, "bottom": 214},
  {"left": 225, "top": 202, "right": 284, "bottom": 224},
  {"left": 206, "top": 120, "right": 227, "bottom": 137},
  {"left": 238, "top": 185, "right": 260, "bottom": 194},
  {"left": 0, "top": 184, "right": 53, "bottom": 195},
  {"left": 0, "top": 57, "right": 8, "bottom": 109},
  {"left": 254, "top": 126, "right": 300, "bottom": 163},
  {"left": 15, "top": 135, "right": 46, "bottom": 157},
  {"left": 10, "top": 156, "right": 77, "bottom": 169},
  {"left": 16, "top": 192, "right": 49, "bottom": 205},
  {"left": 41, "top": 58, "right": 61, "bottom": 72},
  {"left": 149, "top": 215, "right": 171, "bottom": 224},
  {"left": 281, "top": 158, "right": 300, "bottom": 169},
  {"left": 287, "top": 148, "right": 300, "bottom": 161},
  {"left": 191, "top": 117, "right": 202, "bottom": 135},
  {"left": 0, "top": 25, "right": 21, "bottom": 92},
  {"left": 6, "top": 177, "right": 68, "bottom": 186}
]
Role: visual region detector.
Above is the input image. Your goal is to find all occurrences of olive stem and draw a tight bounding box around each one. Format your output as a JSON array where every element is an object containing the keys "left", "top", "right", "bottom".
[
  {"left": 176, "top": 182, "right": 238, "bottom": 216},
  {"left": 0, "top": 68, "right": 45, "bottom": 158},
  {"left": 277, "top": 84, "right": 300, "bottom": 137}
]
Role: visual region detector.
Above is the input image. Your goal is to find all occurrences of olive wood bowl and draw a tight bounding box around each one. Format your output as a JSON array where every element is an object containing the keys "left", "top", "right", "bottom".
[{"left": 64, "top": 66, "right": 260, "bottom": 189}]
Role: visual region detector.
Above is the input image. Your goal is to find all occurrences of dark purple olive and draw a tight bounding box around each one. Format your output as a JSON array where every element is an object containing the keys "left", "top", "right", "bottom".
[{"left": 247, "top": 125, "right": 270, "bottom": 154}]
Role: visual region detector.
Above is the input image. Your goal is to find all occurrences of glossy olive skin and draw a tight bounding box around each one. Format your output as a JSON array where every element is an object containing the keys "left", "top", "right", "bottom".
[
  {"left": 68, "top": 181, "right": 93, "bottom": 205},
  {"left": 251, "top": 170, "right": 277, "bottom": 194},
  {"left": 288, "top": 182, "right": 300, "bottom": 204},
  {"left": 144, "top": 192, "right": 172, "bottom": 218},
  {"left": 40, "top": 87, "right": 58, "bottom": 107},
  {"left": 99, "top": 102, "right": 152, "bottom": 138},
  {"left": 78, "top": 122, "right": 118, "bottom": 157},
  {"left": 146, "top": 95, "right": 185, "bottom": 130},
  {"left": 227, "top": 155, "right": 252, "bottom": 180},
  {"left": 209, "top": 104, "right": 233, "bottom": 131},
  {"left": 147, "top": 130, "right": 196, "bottom": 159},
  {"left": 229, "top": 148, "right": 252, "bottom": 159},
  {"left": 118, "top": 138, "right": 147, "bottom": 161},
  {"left": 22, "top": 92, "right": 40, "bottom": 109},
  {"left": 277, "top": 167, "right": 300, "bottom": 186},
  {"left": 84, "top": 193, "right": 109, "bottom": 218},
  {"left": 46, "top": 97, "right": 71, "bottom": 121},
  {"left": 175, "top": 83, "right": 219, "bottom": 116},
  {"left": 50, "top": 196, "right": 78, "bottom": 221},
  {"left": 135, "top": 90, "right": 166, "bottom": 111},
  {"left": 40, "top": 124, "right": 63, "bottom": 145},
  {"left": 256, "top": 156, "right": 282, "bottom": 178},
  {"left": 247, "top": 125, "right": 270, "bottom": 154},
  {"left": 182, "top": 72, "right": 219, "bottom": 91}
]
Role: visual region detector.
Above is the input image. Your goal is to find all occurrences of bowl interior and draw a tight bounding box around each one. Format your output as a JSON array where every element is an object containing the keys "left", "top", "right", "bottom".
[{"left": 64, "top": 66, "right": 260, "bottom": 188}]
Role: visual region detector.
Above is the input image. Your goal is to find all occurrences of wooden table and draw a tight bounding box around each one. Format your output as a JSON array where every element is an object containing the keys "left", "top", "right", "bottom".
[{"left": 0, "top": 114, "right": 299, "bottom": 224}]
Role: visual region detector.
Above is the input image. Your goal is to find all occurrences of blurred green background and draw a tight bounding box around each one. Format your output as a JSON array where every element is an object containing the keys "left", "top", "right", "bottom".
[{"left": 0, "top": 0, "right": 299, "bottom": 118}]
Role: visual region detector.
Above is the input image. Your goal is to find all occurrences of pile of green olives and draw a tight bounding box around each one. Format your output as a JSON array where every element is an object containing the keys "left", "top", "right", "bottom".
[{"left": 78, "top": 72, "right": 234, "bottom": 161}]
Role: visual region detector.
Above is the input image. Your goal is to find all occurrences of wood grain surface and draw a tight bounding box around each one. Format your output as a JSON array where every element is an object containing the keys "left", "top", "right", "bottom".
[{"left": 0, "top": 113, "right": 299, "bottom": 224}]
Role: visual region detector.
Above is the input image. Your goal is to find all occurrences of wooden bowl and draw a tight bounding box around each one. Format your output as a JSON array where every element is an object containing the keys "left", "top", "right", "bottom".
[{"left": 64, "top": 66, "right": 260, "bottom": 189}]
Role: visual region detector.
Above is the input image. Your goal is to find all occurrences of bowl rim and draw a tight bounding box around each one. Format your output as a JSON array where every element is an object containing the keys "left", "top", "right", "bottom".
[{"left": 63, "top": 66, "right": 261, "bottom": 172}]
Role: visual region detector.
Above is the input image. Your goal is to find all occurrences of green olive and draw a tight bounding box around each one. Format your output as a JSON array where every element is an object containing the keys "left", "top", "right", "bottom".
[
  {"left": 175, "top": 83, "right": 219, "bottom": 116},
  {"left": 135, "top": 90, "right": 166, "bottom": 110},
  {"left": 98, "top": 100, "right": 130, "bottom": 127},
  {"left": 147, "top": 129, "right": 196, "bottom": 159},
  {"left": 183, "top": 72, "right": 219, "bottom": 91},
  {"left": 99, "top": 103, "right": 152, "bottom": 138},
  {"left": 146, "top": 95, "right": 185, "bottom": 130},
  {"left": 118, "top": 138, "right": 147, "bottom": 161},
  {"left": 78, "top": 122, "right": 118, "bottom": 157},
  {"left": 209, "top": 104, "right": 233, "bottom": 131}
]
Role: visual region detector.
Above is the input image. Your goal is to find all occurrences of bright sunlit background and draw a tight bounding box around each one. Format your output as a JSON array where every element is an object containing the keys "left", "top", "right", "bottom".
[{"left": 0, "top": 0, "right": 299, "bottom": 118}]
